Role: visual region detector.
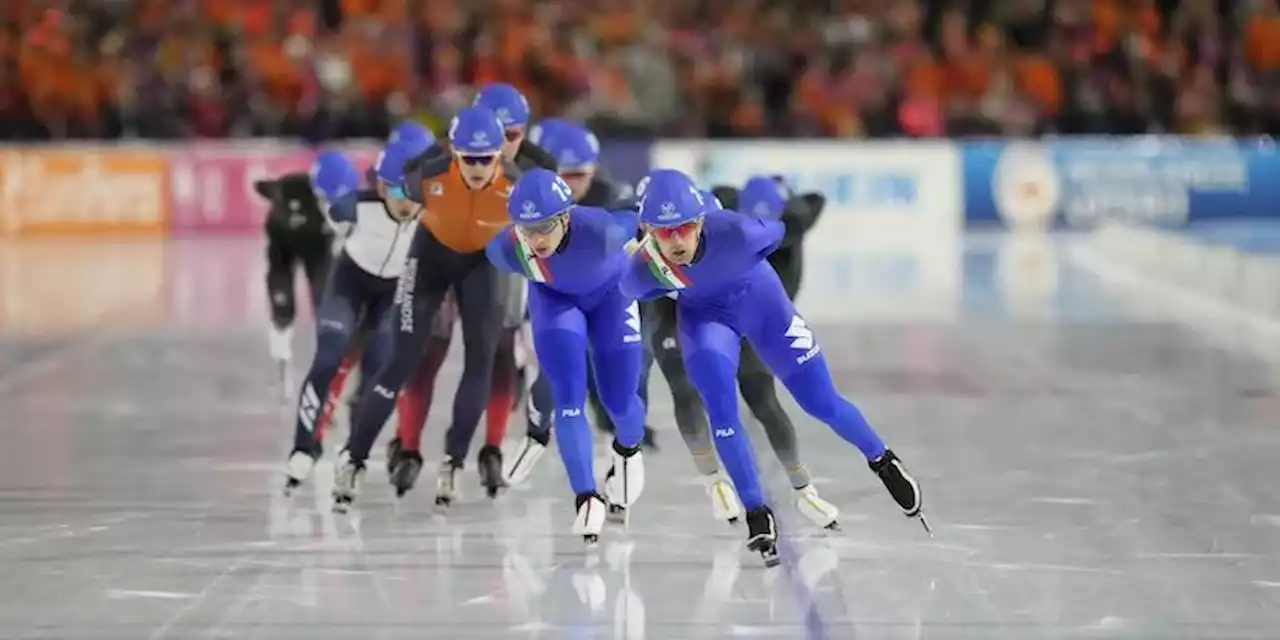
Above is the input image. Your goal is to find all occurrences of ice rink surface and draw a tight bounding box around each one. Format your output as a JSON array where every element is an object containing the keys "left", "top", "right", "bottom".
[{"left": 2, "top": 233, "right": 1280, "bottom": 639}]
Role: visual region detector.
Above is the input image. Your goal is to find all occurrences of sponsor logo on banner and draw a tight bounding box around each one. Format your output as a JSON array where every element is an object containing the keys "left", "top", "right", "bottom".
[
  {"left": 168, "top": 142, "right": 382, "bottom": 232},
  {"left": 0, "top": 148, "right": 169, "bottom": 236},
  {"left": 650, "top": 140, "right": 962, "bottom": 243},
  {"left": 962, "top": 138, "right": 1280, "bottom": 228}
]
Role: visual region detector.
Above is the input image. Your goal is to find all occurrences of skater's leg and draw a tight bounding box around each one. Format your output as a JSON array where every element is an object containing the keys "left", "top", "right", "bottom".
[
  {"left": 291, "top": 258, "right": 362, "bottom": 454},
  {"left": 586, "top": 293, "right": 648, "bottom": 508},
  {"left": 526, "top": 370, "right": 554, "bottom": 437},
  {"left": 529, "top": 286, "right": 595, "bottom": 495},
  {"left": 584, "top": 294, "right": 645, "bottom": 448},
  {"left": 647, "top": 297, "right": 716, "bottom": 475},
  {"left": 343, "top": 233, "right": 448, "bottom": 464},
  {"left": 397, "top": 293, "right": 456, "bottom": 452},
  {"left": 585, "top": 369, "right": 615, "bottom": 434},
  {"left": 743, "top": 282, "right": 923, "bottom": 519},
  {"left": 485, "top": 327, "right": 518, "bottom": 446},
  {"left": 679, "top": 312, "right": 766, "bottom": 512},
  {"left": 396, "top": 336, "right": 450, "bottom": 451},
  {"left": 300, "top": 236, "right": 335, "bottom": 314},
  {"left": 779, "top": 362, "right": 884, "bottom": 457},
  {"left": 314, "top": 345, "right": 360, "bottom": 444},
  {"left": 737, "top": 341, "right": 810, "bottom": 489},
  {"left": 265, "top": 232, "right": 298, "bottom": 363},
  {"left": 442, "top": 259, "right": 504, "bottom": 463}
]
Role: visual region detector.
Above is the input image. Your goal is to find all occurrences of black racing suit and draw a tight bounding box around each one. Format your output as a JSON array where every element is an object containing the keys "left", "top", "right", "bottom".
[{"left": 259, "top": 174, "right": 334, "bottom": 329}]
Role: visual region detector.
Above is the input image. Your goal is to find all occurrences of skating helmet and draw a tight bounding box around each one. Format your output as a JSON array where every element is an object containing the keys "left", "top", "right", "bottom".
[
  {"left": 388, "top": 121, "right": 435, "bottom": 159},
  {"left": 448, "top": 107, "right": 505, "bottom": 156},
  {"left": 542, "top": 122, "right": 600, "bottom": 171},
  {"left": 700, "top": 190, "right": 724, "bottom": 212},
  {"left": 528, "top": 117, "right": 570, "bottom": 147},
  {"left": 309, "top": 149, "right": 358, "bottom": 204},
  {"left": 508, "top": 168, "right": 575, "bottom": 223},
  {"left": 638, "top": 169, "right": 708, "bottom": 227},
  {"left": 474, "top": 83, "right": 531, "bottom": 128},
  {"left": 375, "top": 143, "right": 414, "bottom": 191},
  {"left": 739, "top": 175, "right": 787, "bottom": 221}
]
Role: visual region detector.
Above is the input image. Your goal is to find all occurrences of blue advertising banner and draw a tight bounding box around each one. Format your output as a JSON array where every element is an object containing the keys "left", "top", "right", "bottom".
[{"left": 961, "top": 138, "right": 1280, "bottom": 229}]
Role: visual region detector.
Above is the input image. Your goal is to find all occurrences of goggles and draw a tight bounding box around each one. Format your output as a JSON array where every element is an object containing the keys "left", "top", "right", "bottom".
[
  {"left": 517, "top": 213, "right": 566, "bottom": 236},
  {"left": 457, "top": 152, "right": 500, "bottom": 166},
  {"left": 649, "top": 218, "right": 702, "bottom": 241}
]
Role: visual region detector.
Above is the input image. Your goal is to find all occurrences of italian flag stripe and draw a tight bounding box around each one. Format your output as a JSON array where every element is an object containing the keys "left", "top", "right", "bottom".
[
  {"left": 641, "top": 237, "right": 691, "bottom": 290},
  {"left": 512, "top": 229, "right": 551, "bottom": 282}
]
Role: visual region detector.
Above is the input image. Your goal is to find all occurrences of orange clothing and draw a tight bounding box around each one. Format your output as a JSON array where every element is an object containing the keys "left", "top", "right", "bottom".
[{"left": 416, "top": 158, "right": 519, "bottom": 253}]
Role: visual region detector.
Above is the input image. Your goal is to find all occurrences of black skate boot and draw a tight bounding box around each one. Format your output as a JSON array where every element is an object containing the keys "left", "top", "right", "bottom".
[
  {"left": 435, "top": 458, "right": 463, "bottom": 508},
  {"left": 389, "top": 449, "right": 424, "bottom": 498},
  {"left": 745, "top": 506, "right": 781, "bottom": 568},
  {"left": 385, "top": 437, "right": 402, "bottom": 475},
  {"left": 478, "top": 445, "right": 506, "bottom": 498},
  {"left": 869, "top": 449, "right": 931, "bottom": 536}
]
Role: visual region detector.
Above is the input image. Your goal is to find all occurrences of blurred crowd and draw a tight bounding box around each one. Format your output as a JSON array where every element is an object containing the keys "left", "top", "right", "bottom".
[{"left": 1, "top": 0, "right": 1278, "bottom": 141}]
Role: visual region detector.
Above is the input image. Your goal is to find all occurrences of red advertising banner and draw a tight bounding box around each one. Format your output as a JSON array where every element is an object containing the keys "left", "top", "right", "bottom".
[
  {"left": 167, "top": 142, "right": 382, "bottom": 233},
  {"left": 0, "top": 148, "right": 170, "bottom": 236}
]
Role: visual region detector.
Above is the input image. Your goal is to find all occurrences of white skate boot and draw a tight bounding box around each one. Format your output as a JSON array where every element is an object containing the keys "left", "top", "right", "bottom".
[
  {"left": 283, "top": 450, "right": 316, "bottom": 496},
  {"left": 435, "top": 459, "right": 462, "bottom": 509},
  {"left": 603, "top": 442, "right": 645, "bottom": 526},
  {"left": 573, "top": 493, "right": 607, "bottom": 547},
  {"left": 331, "top": 449, "right": 365, "bottom": 513},
  {"left": 794, "top": 485, "right": 841, "bottom": 531},
  {"left": 703, "top": 472, "right": 743, "bottom": 525},
  {"left": 504, "top": 431, "right": 549, "bottom": 487}
]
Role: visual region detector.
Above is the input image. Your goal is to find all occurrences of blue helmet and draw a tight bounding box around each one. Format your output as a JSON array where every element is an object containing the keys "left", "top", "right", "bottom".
[
  {"left": 528, "top": 117, "right": 569, "bottom": 147},
  {"left": 310, "top": 149, "right": 359, "bottom": 203},
  {"left": 700, "top": 190, "right": 723, "bottom": 211},
  {"left": 638, "top": 169, "right": 707, "bottom": 227},
  {"left": 738, "top": 175, "right": 788, "bottom": 220},
  {"left": 508, "top": 168, "right": 575, "bottom": 223},
  {"left": 374, "top": 143, "right": 413, "bottom": 188},
  {"left": 543, "top": 122, "right": 600, "bottom": 170},
  {"left": 474, "top": 83, "right": 530, "bottom": 128},
  {"left": 388, "top": 121, "right": 435, "bottom": 159},
  {"left": 448, "top": 106, "right": 505, "bottom": 155}
]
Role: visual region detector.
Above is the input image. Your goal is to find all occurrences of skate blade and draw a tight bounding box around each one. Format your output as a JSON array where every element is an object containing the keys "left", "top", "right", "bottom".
[
  {"left": 332, "top": 499, "right": 351, "bottom": 514},
  {"left": 915, "top": 512, "right": 934, "bottom": 538},
  {"left": 727, "top": 516, "right": 740, "bottom": 526},
  {"left": 823, "top": 520, "right": 842, "bottom": 532},
  {"left": 762, "top": 552, "right": 781, "bottom": 568}
]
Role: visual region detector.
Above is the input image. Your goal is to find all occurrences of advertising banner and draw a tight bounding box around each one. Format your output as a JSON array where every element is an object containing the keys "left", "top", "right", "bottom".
[
  {"left": 0, "top": 147, "right": 169, "bottom": 236},
  {"left": 168, "top": 143, "right": 312, "bottom": 233},
  {"left": 961, "top": 138, "right": 1280, "bottom": 229},
  {"left": 650, "top": 140, "right": 963, "bottom": 245}
]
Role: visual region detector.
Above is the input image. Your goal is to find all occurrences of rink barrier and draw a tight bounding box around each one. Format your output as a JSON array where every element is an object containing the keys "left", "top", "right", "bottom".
[{"left": 6, "top": 138, "right": 1280, "bottom": 236}]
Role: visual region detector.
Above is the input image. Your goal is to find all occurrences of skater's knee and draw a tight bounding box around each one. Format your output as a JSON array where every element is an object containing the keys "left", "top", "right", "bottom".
[
  {"left": 314, "top": 331, "right": 352, "bottom": 370},
  {"left": 738, "top": 371, "right": 775, "bottom": 404},
  {"left": 790, "top": 382, "right": 842, "bottom": 421}
]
